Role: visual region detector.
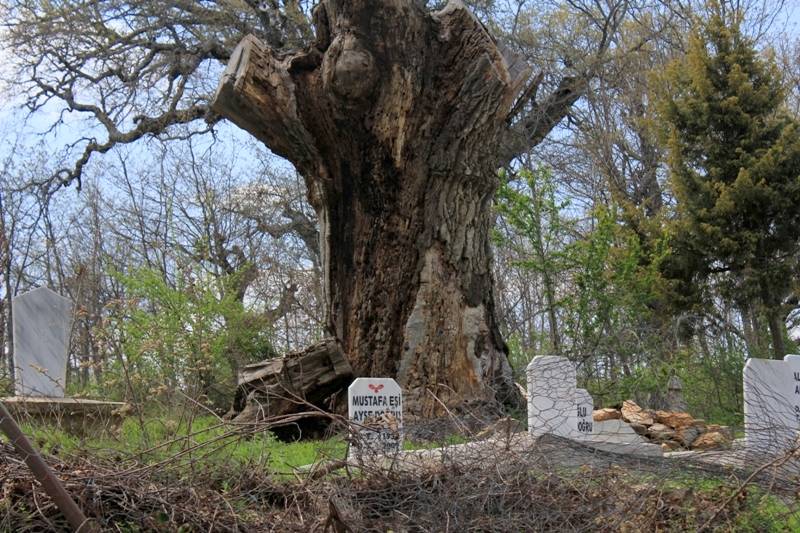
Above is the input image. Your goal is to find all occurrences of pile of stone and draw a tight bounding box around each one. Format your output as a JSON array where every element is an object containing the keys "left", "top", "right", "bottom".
[{"left": 593, "top": 400, "right": 733, "bottom": 452}]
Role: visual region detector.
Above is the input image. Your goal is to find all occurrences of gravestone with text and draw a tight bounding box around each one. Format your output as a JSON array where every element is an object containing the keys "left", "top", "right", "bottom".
[
  {"left": 743, "top": 354, "right": 800, "bottom": 456},
  {"left": 348, "top": 378, "right": 403, "bottom": 456},
  {"left": 574, "top": 388, "right": 594, "bottom": 439},
  {"left": 12, "top": 287, "right": 73, "bottom": 397},
  {"left": 526, "top": 356, "right": 576, "bottom": 437}
]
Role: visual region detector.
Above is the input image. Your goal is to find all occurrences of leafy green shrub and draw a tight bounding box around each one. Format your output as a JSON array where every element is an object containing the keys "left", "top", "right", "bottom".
[{"left": 98, "top": 267, "right": 274, "bottom": 410}]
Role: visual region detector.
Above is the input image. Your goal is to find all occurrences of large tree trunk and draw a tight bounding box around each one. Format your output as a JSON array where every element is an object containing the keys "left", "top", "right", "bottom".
[{"left": 212, "top": 1, "right": 540, "bottom": 415}]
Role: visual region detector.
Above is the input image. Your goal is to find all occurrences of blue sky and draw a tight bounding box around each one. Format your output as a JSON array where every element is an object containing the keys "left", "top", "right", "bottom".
[{"left": 2, "top": 2, "right": 800, "bottom": 191}]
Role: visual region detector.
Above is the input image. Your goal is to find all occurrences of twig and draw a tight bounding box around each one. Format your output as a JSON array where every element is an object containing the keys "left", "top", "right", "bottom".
[
  {"left": 697, "top": 449, "right": 797, "bottom": 532},
  {"left": 0, "top": 401, "right": 99, "bottom": 532}
]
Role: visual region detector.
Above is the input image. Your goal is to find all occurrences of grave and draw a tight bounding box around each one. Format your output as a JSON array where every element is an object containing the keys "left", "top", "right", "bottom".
[
  {"left": 526, "top": 355, "right": 662, "bottom": 457},
  {"left": 743, "top": 353, "right": 800, "bottom": 457},
  {"left": 526, "top": 356, "right": 576, "bottom": 438},
  {"left": 12, "top": 287, "right": 72, "bottom": 397},
  {"left": 574, "top": 388, "right": 593, "bottom": 439},
  {"left": 666, "top": 374, "right": 687, "bottom": 412},
  {"left": 348, "top": 377, "right": 403, "bottom": 456},
  {"left": 3, "top": 287, "right": 126, "bottom": 434}
]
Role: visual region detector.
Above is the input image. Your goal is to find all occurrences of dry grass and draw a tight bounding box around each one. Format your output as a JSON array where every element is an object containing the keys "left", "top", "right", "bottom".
[{"left": 2, "top": 427, "right": 799, "bottom": 532}]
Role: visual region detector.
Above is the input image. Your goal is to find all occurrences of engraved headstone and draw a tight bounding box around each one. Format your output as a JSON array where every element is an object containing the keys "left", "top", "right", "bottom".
[
  {"left": 348, "top": 377, "right": 403, "bottom": 455},
  {"left": 574, "top": 388, "right": 594, "bottom": 439},
  {"left": 12, "top": 287, "right": 73, "bottom": 397},
  {"left": 526, "top": 355, "right": 576, "bottom": 437},
  {"left": 743, "top": 354, "right": 800, "bottom": 456}
]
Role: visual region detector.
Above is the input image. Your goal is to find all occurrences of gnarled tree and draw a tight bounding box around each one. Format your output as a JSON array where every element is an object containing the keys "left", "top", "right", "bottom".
[
  {"left": 3, "top": 0, "right": 626, "bottom": 416},
  {"left": 211, "top": 0, "right": 623, "bottom": 415}
]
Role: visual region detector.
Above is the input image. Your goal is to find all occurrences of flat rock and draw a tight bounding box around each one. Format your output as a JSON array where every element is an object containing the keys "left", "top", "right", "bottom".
[
  {"left": 675, "top": 426, "right": 701, "bottom": 447},
  {"left": 647, "top": 423, "right": 676, "bottom": 442},
  {"left": 621, "top": 400, "right": 654, "bottom": 426},
  {"left": 592, "top": 419, "right": 649, "bottom": 444},
  {"left": 593, "top": 408, "right": 621, "bottom": 422},
  {"left": 654, "top": 410, "right": 695, "bottom": 429},
  {"left": 661, "top": 441, "right": 682, "bottom": 452},
  {"left": 691, "top": 431, "right": 730, "bottom": 450},
  {"left": 707, "top": 424, "right": 733, "bottom": 441}
]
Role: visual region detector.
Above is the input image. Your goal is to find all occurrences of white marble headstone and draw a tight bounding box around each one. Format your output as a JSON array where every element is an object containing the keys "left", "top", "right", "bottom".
[
  {"left": 526, "top": 355, "right": 576, "bottom": 437},
  {"left": 348, "top": 377, "right": 403, "bottom": 455},
  {"left": 743, "top": 354, "right": 800, "bottom": 456},
  {"left": 12, "top": 287, "right": 73, "bottom": 397},
  {"left": 574, "top": 388, "right": 594, "bottom": 439}
]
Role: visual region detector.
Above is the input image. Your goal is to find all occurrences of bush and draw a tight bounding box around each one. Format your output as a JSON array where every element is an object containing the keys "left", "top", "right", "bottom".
[{"left": 98, "top": 267, "right": 275, "bottom": 410}]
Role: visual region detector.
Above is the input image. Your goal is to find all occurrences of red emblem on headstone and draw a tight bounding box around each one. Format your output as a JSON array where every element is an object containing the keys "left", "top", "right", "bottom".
[{"left": 368, "top": 384, "right": 384, "bottom": 393}]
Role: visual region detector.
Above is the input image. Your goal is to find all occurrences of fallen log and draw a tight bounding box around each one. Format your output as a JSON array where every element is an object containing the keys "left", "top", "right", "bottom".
[{"left": 229, "top": 338, "right": 353, "bottom": 440}]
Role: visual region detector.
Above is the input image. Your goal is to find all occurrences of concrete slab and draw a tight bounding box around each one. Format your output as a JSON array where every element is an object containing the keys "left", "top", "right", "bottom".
[
  {"left": 592, "top": 419, "right": 649, "bottom": 444},
  {"left": 1, "top": 396, "right": 128, "bottom": 435},
  {"left": 581, "top": 436, "right": 663, "bottom": 457}
]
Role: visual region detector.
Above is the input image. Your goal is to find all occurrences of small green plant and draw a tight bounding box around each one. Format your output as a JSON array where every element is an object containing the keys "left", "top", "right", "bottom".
[{"left": 98, "top": 267, "right": 275, "bottom": 410}]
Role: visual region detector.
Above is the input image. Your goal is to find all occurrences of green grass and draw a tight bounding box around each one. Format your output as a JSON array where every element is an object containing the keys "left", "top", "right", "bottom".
[
  {"left": 403, "top": 434, "right": 468, "bottom": 450},
  {"left": 637, "top": 472, "right": 800, "bottom": 532},
  {"left": 728, "top": 490, "right": 800, "bottom": 532},
  {"left": 8, "top": 413, "right": 474, "bottom": 476},
  {"left": 11, "top": 414, "right": 349, "bottom": 475}
]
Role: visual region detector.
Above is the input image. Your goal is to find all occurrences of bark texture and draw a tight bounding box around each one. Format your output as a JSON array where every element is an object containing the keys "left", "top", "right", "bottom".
[{"left": 212, "top": 0, "right": 534, "bottom": 415}]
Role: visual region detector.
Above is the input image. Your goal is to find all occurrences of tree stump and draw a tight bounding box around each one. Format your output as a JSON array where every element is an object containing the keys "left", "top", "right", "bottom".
[{"left": 229, "top": 338, "right": 352, "bottom": 440}]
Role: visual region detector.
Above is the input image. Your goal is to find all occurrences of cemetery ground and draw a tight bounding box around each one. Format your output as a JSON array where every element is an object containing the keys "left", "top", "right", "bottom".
[{"left": 1, "top": 405, "right": 799, "bottom": 532}]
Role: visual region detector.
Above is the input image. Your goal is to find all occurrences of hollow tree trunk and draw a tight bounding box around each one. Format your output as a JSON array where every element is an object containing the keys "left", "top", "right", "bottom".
[{"left": 212, "top": 1, "right": 542, "bottom": 415}]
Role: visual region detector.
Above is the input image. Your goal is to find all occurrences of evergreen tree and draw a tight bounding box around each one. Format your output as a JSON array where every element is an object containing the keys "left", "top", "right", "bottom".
[{"left": 659, "top": 4, "right": 800, "bottom": 359}]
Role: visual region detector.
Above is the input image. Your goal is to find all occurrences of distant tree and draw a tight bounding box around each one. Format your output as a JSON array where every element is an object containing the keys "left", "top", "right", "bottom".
[
  {"left": 495, "top": 167, "right": 572, "bottom": 355},
  {"left": 658, "top": 4, "right": 800, "bottom": 359},
  {"left": 103, "top": 267, "right": 274, "bottom": 408}
]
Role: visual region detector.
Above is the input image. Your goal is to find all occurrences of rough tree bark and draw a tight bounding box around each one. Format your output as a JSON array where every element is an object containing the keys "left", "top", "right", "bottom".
[{"left": 212, "top": 0, "right": 581, "bottom": 416}]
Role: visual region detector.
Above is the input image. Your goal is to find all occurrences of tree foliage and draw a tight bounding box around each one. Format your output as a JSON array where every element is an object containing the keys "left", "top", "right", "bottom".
[
  {"left": 0, "top": 0, "right": 798, "bottom": 423},
  {"left": 101, "top": 266, "right": 274, "bottom": 409},
  {"left": 658, "top": 3, "right": 800, "bottom": 358},
  {"left": 495, "top": 166, "right": 668, "bottom": 391}
]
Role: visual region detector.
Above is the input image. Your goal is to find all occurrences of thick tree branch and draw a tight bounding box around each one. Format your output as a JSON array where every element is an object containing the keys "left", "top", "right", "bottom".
[
  {"left": 256, "top": 206, "right": 320, "bottom": 260},
  {"left": 210, "top": 35, "right": 320, "bottom": 177},
  {"left": 5, "top": 0, "right": 315, "bottom": 192},
  {"left": 500, "top": 75, "right": 587, "bottom": 164},
  {"left": 500, "top": 0, "right": 630, "bottom": 163}
]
